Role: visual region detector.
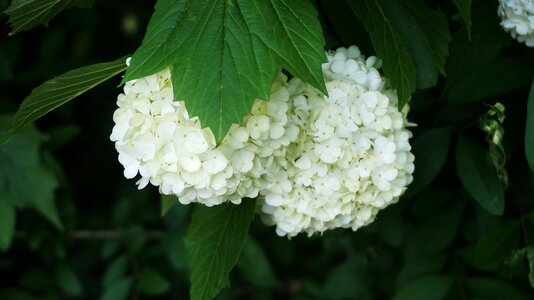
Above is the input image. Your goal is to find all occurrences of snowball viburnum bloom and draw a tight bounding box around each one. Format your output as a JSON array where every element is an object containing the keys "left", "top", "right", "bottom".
[
  {"left": 111, "top": 60, "right": 297, "bottom": 206},
  {"left": 498, "top": 0, "right": 534, "bottom": 47},
  {"left": 257, "top": 46, "right": 415, "bottom": 237},
  {"left": 112, "top": 46, "right": 414, "bottom": 238}
]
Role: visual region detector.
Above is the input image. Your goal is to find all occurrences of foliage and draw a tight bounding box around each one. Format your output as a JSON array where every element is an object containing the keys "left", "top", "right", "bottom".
[
  {"left": 123, "top": 0, "right": 327, "bottom": 142},
  {"left": 1, "top": 0, "right": 534, "bottom": 299}
]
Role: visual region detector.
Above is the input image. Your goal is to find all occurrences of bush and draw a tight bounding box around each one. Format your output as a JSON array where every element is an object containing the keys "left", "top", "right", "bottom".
[{"left": 1, "top": 0, "right": 534, "bottom": 299}]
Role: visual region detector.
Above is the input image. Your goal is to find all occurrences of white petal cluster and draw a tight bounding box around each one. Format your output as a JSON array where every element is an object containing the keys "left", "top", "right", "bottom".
[
  {"left": 111, "top": 45, "right": 415, "bottom": 237},
  {"left": 257, "top": 46, "right": 415, "bottom": 237},
  {"left": 110, "top": 60, "right": 296, "bottom": 206},
  {"left": 498, "top": 0, "right": 534, "bottom": 47}
]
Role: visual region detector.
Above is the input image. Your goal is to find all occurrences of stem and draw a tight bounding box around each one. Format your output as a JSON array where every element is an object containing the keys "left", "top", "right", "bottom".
[{"left": 14, "top": 230, "right": 165, "bottom": 240}]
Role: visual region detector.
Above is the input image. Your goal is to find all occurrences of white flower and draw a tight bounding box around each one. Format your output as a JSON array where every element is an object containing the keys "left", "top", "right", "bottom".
[
  {"left": 111, "top": 62, "right": 296, "bottom": 206},
  {"left": 258, "top": 46, "right": 415, "bottom": 237},
  {"left": 498, "top": 0, "right": 534, "bottom": 47},
  {"left": 112, "top": 47, "right": 415, "bottom": 237}
]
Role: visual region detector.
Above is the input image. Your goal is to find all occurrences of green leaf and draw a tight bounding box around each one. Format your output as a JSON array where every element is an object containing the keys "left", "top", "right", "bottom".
[
  {"left": 400, "top": 0, "right": 451, "bottom": 75},
  {"left": 320, "top": 257, "right": 367, "bottom": 299},
  {"left": 405, "top": 204, "right": 463, "bottom": 257},
  {"left": 103, "top": 256, "right": 129, "bottom": 289},
  {"left": 445, "top": 2, "right": 508, "bottom": 90},
  {"left": 405, "top": 128, "right": 451, "bottom": 199},
  {"left": 236, "top": 236, "right": 279, "bottom": 289},
  {"left": 4, "top": 0, "right": 94, "bottom": 35},
  {"left": 446, "top": 58, "right": 534, "bottom": 103},
  {"left": 466, "top": 277, "right": 529, "bottom": 300},
  {"left": 526, "top": 79, "right": 534, "bottom": 174},
  {"left": 0, "top": 116, "right": 63, "bottom": 229},
  {"left": 161, "top": 195, "right": 179, "bottom": 217},
  {"left": 452, "top": 0, "right": 472, "bottom": 37},
  {"left": 393, "top": 275, "right": 453, "bottom": 300},
  {"left": 0, "top": 199, "right": 15, "bottom": 251},
  {"left": 474, "top": 221, "right": 520, "bottom": 265},
  {"left": 379, "top": 0, "right": 438, "bottom": 89},
  {"left": 1, "top": 56, "right": 127, "bottom": 144},
  {"left": 55, "top": 265, "right": 83, "bottom": 296},
  {"left": 138, "top": 269, "right": 170, "bottom": 295},
  {"left": 349, "top": 0, "right": 417, "bottom": 107},
  {"left": 185, "top": 199, "right": 256, "bottom": 300},
  {"left": 124, "top": 0, "right": 326, "bottom": 142},
  {"left": 100, "top": 277, "right": 133, "bottom": 300},
  {"left": 456, "top": 135, "right": 504, "bottom": 216},
  {"left": 396, "top": 254, "right": 448, "bottom": 289}
]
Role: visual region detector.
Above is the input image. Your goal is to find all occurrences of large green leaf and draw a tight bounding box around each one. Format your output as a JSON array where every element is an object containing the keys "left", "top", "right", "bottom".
[
  {"left": 0, "top": 199, "right": 15, "bottom": 251},
  {"left": 124, "top": 0, "right": 326, "bottom": 142},
  {"left": 526, "top": 79, "right": 534, "bottom": 174},
  {"left": 0, "top": 116, "right": 62, "bottom": 229},
  {"left": 4, "top": 0, "right": 93, "bottom": 35},
  {"left": 400, "top": 0, "right": 451, "bottom": 75},
  {"left": 452, "top": 0, "right": 472, "bottom": 37},
  {"left": 404, "top": 128, "right": 451, "bottom": 199},
  {"left": 446, "top": 58, "right": 534, "bottom": 103},
  {"left": 445, "top": 2, "right": 508, "bottom": 90},
  {"left": 349, "top": 0, "right": 416, "bottom": 107},
  {"left": 456, "top": 135, "right": 504, "bottom": 216},
  {"left": 0, "top": 56, "right": 127, "bottom": 144},
  {"left": 379, "top": 0, "right": 437, "bottom": 89},
  {"left": 474, "top": 221, "right": 520, "bottom": 265},
  {"left": 393, "top": 275, "right": 453, "bottom": 300},
  {"left": 185, "top": 200, "right": 256, "bottom": 300}
]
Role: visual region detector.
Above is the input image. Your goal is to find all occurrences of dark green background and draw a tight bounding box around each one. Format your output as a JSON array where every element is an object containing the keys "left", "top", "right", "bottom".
[{"left": 1, "top": 0, "right": 534, "bottom": 299}]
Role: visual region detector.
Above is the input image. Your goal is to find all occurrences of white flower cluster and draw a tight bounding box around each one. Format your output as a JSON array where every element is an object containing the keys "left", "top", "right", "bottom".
[
  {"left": 498, "top": 0, "right": 534, "bottom": 47},
  {"left": 257, "top": 47, "right": 414, "bottom": 237},
  {"left": 110, "top": 60, "right": 297, "bottom": 206},
  {"left": 111, "top": 46, "right": 415, "bottom": 237}
]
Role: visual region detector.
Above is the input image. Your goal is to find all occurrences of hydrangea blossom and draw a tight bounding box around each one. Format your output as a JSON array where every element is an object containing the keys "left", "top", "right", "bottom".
[
  {"left": 111, "top": 46, "right": 415, "bottom": 237},
  {"left": 110, "top": 59, "right": 297, "bottom": 206},
  {"left": 257, "top": 46, "right": 415, "bottom": 237},
  {"left": 498, "top": 0, "right": 534, "bottom": 47}
]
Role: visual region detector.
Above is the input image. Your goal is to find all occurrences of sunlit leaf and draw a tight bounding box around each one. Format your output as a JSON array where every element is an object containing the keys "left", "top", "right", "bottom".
[
  {"left": 0, "top": 56, "right": 127, "bottom": 144},
  {"left": 124, "top": 0, "right": 327, "bottom": 142}
]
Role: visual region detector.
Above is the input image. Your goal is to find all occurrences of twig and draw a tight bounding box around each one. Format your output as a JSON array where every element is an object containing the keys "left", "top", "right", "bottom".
[{"left": 14, "top": 230, "right": 165, "bottom": 240}]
